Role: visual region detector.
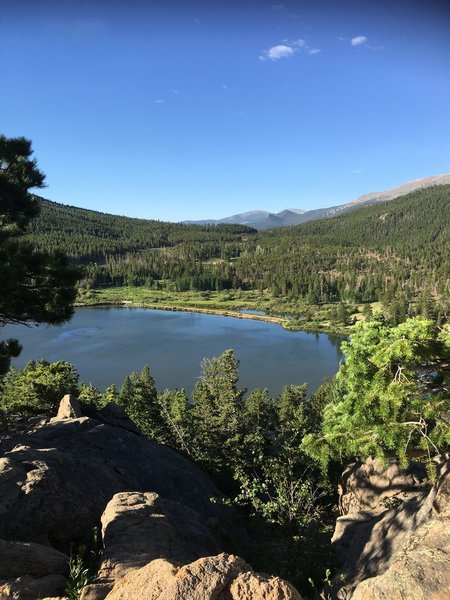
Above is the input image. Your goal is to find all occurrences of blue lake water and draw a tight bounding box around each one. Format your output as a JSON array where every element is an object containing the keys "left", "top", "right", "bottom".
[{"left": 3, "top": 307, "right": 343, "bottom": 395}]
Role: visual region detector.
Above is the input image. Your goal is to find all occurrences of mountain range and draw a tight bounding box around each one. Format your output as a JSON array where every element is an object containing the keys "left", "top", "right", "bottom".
[{"left": 183, "top": 174, "right": 450, "bottom": 230}]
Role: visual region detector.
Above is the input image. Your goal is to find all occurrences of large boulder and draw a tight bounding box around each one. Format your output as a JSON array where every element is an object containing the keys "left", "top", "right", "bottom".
[
  {"left": 97, "top": 403, "right": 140, "bottom": 435},
  {"left": 0, "top": 539, "right": 68, "bottom": 600},
  {"left": 103, "top": 553, "right": 303, "bottom": 600},
  {"left": 0, "top": 403, "right": 224, "bottom": 549},
  {"left": 52, "top": 394, "right": 82, "bottom": 421},
  {"left": 350, "top": 460, "right": 450, "bottom": 600},
  {"left": 95, "top": 491, "right": 220, "bottom": 591},
  {"left": 332, "top": 459, "right": 450, "bottom": 599},
  {"left": 337, "top": 457, "right": 430, "bottom": 518},
  {"left": 82, "top": 492, "right": 303, "bottom": 600},
  {"left": 0, "top": 574, "right": 67, "bottom": 600},
  {"left": 103, "top": 559, "right": 176, "bottom": 600},
  {"left": 0, "top": 539, "right": 67, "bottom": 579}
]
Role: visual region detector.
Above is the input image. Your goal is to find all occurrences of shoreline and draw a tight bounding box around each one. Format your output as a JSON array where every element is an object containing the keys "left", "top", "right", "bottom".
[
  {"left": 75, "top": 299, "right": 350, "bottom": 335},
  {"left": 76, "top": 300, "right": 287, "bottom": 325}
]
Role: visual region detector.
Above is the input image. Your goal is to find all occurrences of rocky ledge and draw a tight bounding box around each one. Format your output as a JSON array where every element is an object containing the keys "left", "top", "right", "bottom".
[
  {"left": 1, "top": 395, "right": 449, "bottom": 599},
  {"left": 332, "top": 457, "right": 450, "bottom": 599},
  {"left": 0, "top": 395, "right": 302, "bottom": 599}
]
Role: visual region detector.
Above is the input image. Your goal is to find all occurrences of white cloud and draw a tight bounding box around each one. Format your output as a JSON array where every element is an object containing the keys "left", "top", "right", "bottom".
[
  {"left": 272, "top": 3, "right": 285, "bottom": 10},
  {"left": 260, "top": 39, "right": 320, "bottom": 61},
  {"left": 155, "top": 99, "right": 164, "bottom": 104},
  {"left": 260, "top": 44, "right": 295, "bottom": 61},
  {"left": 351, "top": 35, "right": 367, "bottom": 46}
]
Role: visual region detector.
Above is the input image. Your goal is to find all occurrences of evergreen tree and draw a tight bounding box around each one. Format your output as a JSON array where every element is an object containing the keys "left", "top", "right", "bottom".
[
  {"left": 191, "top": 349, "right": 246, "bottom": 475},
  {"left": 0, "top": 135, "right": 79, "bottom": 374},
  {"left": 157, "top": 388, "right": 192, "bottom": 453},
  {"left": 78, "top": 383, "right": 103, "bottom": 409},
  {"left": 0, "top": 359, "right": 79, "bottom": 416},
  {"left": 102, "top": 384, "right": 119, "bottom": 405},
  {"left": 118, "top": 366, "right": 164, "bottom": 438},
  {"left": 303, "top": 317, "right": 450, "bottom": 468}
]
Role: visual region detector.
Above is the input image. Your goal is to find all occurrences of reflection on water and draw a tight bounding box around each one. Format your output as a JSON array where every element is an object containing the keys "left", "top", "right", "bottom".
[
  {"left": 3, "top": 307, "right": 343, "bottom": 396},
  {"left": 327, "top": 333, "right": 346, "bottom": 361},
  {"left": 56, "top": 327, "right": 102, "bottom": 341}
]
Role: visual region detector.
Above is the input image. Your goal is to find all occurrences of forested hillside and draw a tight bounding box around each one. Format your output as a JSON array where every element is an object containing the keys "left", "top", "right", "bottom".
[
  {"left": 26, "top": 186, "right": 450, "bottom": 318},
  {"left": 239, "top": 185, "right": 450, "bottom": 305},
  {"left": 28, "top": 199, "right": 256, "bottom": 289}
]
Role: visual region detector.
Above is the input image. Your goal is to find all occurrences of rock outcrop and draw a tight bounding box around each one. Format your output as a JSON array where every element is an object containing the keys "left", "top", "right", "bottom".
[
  {"left": 0, "top": 539, "right": 68, "bottom": 599},
  {"left": 82, "top": 491, "right": 220, "bottom": 597},
  {"left": 0, "top": 539, "right": 68, "bottom": 579},
  {"left": 332, "top": 458, "right": 450, "bottom": 599},
  {"left": 82, "top": 491, "right": 303, "bottom": 600},
  {"left": 0, "top": 397, "right": 304, "bottom": 599},
  {"left": 0, "top": 573, "right": 67, "bottom": 600},
  {"left": 0, "top": 403, "right": 224, "bottom": 548},
  {"left": 52, "top": 394, "right": 82, "bottom": 420},
  {"left": 101, "top": 553, "right": 302, "bottom": 600},
  {"left": 350, "top": 460, "right": 450, "bottom": 600}
]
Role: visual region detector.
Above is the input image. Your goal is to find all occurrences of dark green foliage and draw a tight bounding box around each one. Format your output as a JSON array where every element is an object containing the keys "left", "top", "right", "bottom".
[
  {"left": 0, "top": 136, "right": 43, "bottom": 229},
  {"left": 27, "top": 197, "right": 255, "bottom": 290},
  {"left": 190, "top": 350, "right": 247, "bottom": 482},
  {"left": 23, "top": 186, "right": 450, "bottom": 322},
  {"left": 0, "top": 135, "right": 79, "bottom": 374},
  {"left": 1, "top": 243, "right": 79, "bottom": 326},
  {"left": 237, "top": 185, "right": 450, "bottom": 310},
  {"left": 303, "top": 317, "right": 450, "bottom": 469},
  {"left": 157, "top": 388, "right": 193, "bottom": 454},
  {"left": 0, "top": 339, "right": 22, "bottom": 376},
  {"left": 118, "top": 365, "right": 169, "bottom": 440},
  {"left": 65, "top": 527, "right": 102, "bottom": 600},
  {"left": 78, "top": 384, "right": 103, "bottom": 411},
  {"left": 0, "top": 359, "right": 79, "bottom": 417}
]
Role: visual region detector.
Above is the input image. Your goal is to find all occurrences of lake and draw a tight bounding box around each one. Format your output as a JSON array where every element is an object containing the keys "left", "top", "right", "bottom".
[{"left": 2, "top": 307, "right": 343, "bottom": 396}]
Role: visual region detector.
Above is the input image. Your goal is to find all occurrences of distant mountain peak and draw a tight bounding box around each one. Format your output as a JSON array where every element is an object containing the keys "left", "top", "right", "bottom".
[
  {"left": 183, "top": 174, "right": 450, "bottom": 230},
  {"left": 282, "top": 208, "right": 306, "bottom": 215}
]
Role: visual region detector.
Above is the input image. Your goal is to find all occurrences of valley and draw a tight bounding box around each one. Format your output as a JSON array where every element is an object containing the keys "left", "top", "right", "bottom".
[
  {"left": 2, "top": 1, "right": 450, "bottom": 595},
  {"left": 26, "top": 182, "right": 450, "bottom": 335},
  {"left": 1, "top": 137, "right": 450, "bottom": 600}
]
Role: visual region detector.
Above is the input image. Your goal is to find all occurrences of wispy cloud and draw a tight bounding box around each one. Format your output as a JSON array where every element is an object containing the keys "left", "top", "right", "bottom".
[
  {"left": 271, "top": 3, "right": 285, "bottom": 10},
  {"left": 350, "top": 36, "right": 383, "bottom": 51},
  {"left": 260, "top": 44, "right": 294, "bottom": 61},
  {"left": 351, "top": 35, "right": 367, "bottom": 47},
  {"left": 155, "top": 99, "right": 164, "bottom": 104},
  {"left": 260, "top": 38, "right": 320, "bottom": 61}
]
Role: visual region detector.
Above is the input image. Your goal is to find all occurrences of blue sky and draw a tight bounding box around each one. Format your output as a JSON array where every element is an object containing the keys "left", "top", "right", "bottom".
[{"left": 1, "top": 0, "right": 449, "bottom": 221}]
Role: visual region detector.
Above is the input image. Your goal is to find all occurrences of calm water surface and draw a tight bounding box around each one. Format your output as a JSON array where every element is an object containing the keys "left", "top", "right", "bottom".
[{"left": 3, "top": 307, "right": 343, "bottom": 395}]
